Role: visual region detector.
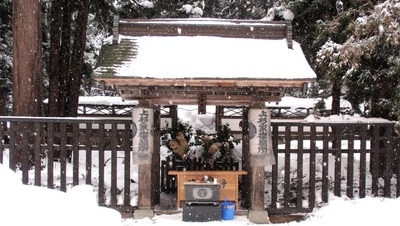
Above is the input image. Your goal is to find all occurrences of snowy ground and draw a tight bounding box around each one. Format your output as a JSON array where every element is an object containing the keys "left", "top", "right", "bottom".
[
  {"left": 122, "top": 195, "right": 400, "bottom": 225},
  {"left": 1, "top": 100, "right": 398, "bottom": 225},
  {"left": 1, "top": 162, "right": 399, "bottom": 226}
]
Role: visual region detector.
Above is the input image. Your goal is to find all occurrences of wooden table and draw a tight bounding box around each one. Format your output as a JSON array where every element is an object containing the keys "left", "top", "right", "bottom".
[{"left": 168, "top": 170, "right": 247, "bottom": 210}]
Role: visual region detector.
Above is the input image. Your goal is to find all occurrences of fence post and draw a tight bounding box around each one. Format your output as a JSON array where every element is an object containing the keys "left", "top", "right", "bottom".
[{"left": 371, "top": 125, "right": 380, "bottom": 196}]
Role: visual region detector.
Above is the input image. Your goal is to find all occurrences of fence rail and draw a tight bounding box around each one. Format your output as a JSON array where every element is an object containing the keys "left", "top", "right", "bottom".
[{"left": 0, "top": 116, "right": 399, "bottom": 215}]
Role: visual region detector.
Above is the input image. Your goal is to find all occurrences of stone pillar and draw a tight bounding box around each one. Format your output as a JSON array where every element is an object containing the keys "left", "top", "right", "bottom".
[
  {"left": 132, "top": 103, "right": 155, "bottom": 219},
  {"left": 247, "top": 102, "right": 275, "bottom": 224}
]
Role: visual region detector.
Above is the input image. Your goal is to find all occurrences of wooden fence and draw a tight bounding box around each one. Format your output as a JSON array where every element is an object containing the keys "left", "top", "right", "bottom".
[
  {"left": 0, "top": 116, "right": 399, "bottom": 215},
  {"left": 0, "top": 116, "right": 134, "bottom": 212},
  {"left": 268, "top": 121, "right": 400, "bottom": 214}
]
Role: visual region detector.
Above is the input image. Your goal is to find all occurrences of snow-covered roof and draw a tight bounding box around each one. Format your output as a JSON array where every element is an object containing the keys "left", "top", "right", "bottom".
[
  {"left": 95, "top": 36, "right": 316, "bottom": 80},
  {"left": 93, "top": 18, "right": 316, "bottom": 105}
]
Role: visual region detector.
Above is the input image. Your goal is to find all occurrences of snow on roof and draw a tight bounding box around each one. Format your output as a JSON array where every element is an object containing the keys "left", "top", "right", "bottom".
[
  {"left": 78, "top": 96, "right": 138, "bottom": 106},
  {"left": 95, "top": 35, "right": 316, "bottom": 80},
  {"left": 267, "top": 96, "right": 353, "bottom": 110},
  {"left": 44, "top": 96, "right": 138, "bottom": 106},
  {"left": 302, "top": 114, "right": 392, "bottom": 123}
]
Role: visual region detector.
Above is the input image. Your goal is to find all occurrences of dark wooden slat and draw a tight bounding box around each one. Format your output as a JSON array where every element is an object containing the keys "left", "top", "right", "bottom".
[
  {"left": 371, "top": 126, "right": 380, "bottom": 196},
  {"left": 160, "top": 160, "right": 166, "bottom": 192},
  {"left": 284, "top": 125, "right": 291, "bottom": 207},
  {"left": 165, "top": 157, "right": 171, "bottom": 192},
  {"left": 86, "top": 123, "right": 92, "bottom": 184},
  {"left": 0, "top": 121, "right": 4, "bottom": 164},
  {"left": 34, "top": 122, "right": 42, "bottom": 186},
  {"left": 322, "top": 125, "right": 329, "bottom": 203},
  {"left": 21, "top": 122, "right": 29, "bottom": 184},
  {"left": 47, "top": 122, "right": 54, "bottom": 189},
  {"left": 296, "top": 125, "right": 304, "bottom": 208},
  {"left": 60, "top": 123, "right": 67, "bottom": 192},
  {"left": 240, "top": 106, "right": 250, "bottom": 208},
  {"left": 8, "top": 122, "right": 16, "bottom": 171},
  {"left": 73, "top": 123, "right": 80, "bottom": 186},
  {"left": 271, "top": 124, "right": 279, "bottom": 209},
  {"left": 346, "top": 126, "right": 354, "bottom": 198},
  {"left": 110, "top": 123, "right": 118, "bottom": 206},
  {"left": 98, "top": 123, "right": 106, "bottom": 205},
  {"left": 153, "top": 109, "right": 161, "bottom": 205},
  {"left": 308, "top": 125, "right": 316, "bottom": 209},
  {"left": 359, "top": 125, "right": 367, "bottom": 198},
  {"left": 124, "top": 123, "right": 131, "bottom": 206},
  {"left": 384, "top": 127, "right": 394, "bottom": 197},
  {"left": 334, "top": 125, "right": 342, "bottom": 197}
]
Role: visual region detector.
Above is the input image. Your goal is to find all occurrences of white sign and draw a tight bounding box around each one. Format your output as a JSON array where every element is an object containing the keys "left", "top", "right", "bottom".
[
  {"left": 132, "top": 107, "right": 154, "bottom": 164},
  {"left": 248, "top": 107, "right": 275, "bottom": 166}
]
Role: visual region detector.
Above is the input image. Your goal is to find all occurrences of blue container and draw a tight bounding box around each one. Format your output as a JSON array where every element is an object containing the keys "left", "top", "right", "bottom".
[{"left": 221, "top": 201, "right": 235, "bottom": 220}]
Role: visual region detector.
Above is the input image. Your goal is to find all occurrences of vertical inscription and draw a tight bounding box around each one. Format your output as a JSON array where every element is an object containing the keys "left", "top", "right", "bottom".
[
  {"left": 257, "top": 110, "right": 269, "bottom": 153},
  {"left": 138, "top": 109, "right": 149, "bottom": 153}
]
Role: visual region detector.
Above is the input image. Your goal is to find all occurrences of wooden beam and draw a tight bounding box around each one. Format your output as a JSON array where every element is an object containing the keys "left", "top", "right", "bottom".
[
  {"left": 97, "top": 77, "right": 314, "bottom": 88},
  {"left": 117, "top": 85, "right": 285, "bottom": 98},
  {"left": 119, "top": 94, "right": 282, "bottom": 106}
]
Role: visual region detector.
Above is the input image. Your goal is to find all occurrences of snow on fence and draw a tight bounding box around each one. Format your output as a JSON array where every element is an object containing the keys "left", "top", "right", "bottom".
[{"left": 0, "top": 116, "right": 399, "bottom": 215}]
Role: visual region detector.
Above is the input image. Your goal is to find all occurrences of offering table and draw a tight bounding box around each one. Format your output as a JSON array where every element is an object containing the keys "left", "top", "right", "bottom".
[{"left": 168, "top": 170, "right": 247, "bottom": 210}]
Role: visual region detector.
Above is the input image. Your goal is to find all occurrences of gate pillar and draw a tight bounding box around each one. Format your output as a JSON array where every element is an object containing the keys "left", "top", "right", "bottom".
[
  {"left": 132, "top": 102, "right": 159, "bottom": 219},
  {"left": 246, "top": 102, "right": 275, "bottom": 224}
]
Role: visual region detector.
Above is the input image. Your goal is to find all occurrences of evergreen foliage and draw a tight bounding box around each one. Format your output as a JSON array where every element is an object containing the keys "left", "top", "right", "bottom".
[
  {"left": 194, "top": 124, "right": 239, "bottom": 164},
  {"left": 0, "top": 0, "right": 12, "bottom": 94},
  {"left": 161, "top": 121, "right": 239, "bottom": 167},
  {"left": 2, "top": 0, "right": 400, "bottom": 120},
  {"left": 313, "top": 0, "right": 400, "bottom": 119},
  {"left": 161, "top": 121, "right": 195, "bottom": 159}
]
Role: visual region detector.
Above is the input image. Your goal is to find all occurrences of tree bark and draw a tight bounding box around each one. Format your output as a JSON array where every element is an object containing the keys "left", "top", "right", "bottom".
[
  {"left": 12, "top": 0, "right": 43, "bottom": 117},
  {"left": 12, "top": 0, "right": 43, "bottom": 166},
  {"left": 331, "top": 79, "right": 341, "bottom": 115},
  {"left": 47, "top": 0, "right": 91, "bottom": 117},
  {"left": 48, "top": 0, "right": 62, "bottom": 117},
  {"left": 67, "top": 0, "right": 91, "bottom": 117},
  {"left": 59, "top": 0, "right": 73, "bottom": 117}
]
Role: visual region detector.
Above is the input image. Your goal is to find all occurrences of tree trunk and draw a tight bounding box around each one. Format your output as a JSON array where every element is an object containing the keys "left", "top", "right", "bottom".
[
  {"left": 331, "top": 79, "right": 341, "bottom": 115},
  {"left": 12, "top": 0, "right": 43, "bottom": 116},
  {"left": 12, "top": 0, "right": 43, "bottom": 165},
  {"left": 48, "top": 0, "right": 92, "bottom": 117},
  {"left": 59, "top": 0, "right": 73, "bottom": 117},
  {"left": 67, "top": 0, "right": 91, "bottom": 117},
  {"left": 48, "top": 0, "right": 62, "bottom": 117}
]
